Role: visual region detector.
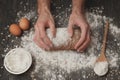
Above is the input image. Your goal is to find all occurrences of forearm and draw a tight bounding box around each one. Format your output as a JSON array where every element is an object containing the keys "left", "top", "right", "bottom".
[
  {"left": 37, "top": 0, "right": 51, "bottom": 14},
  {"left": 72, "top": 0, "right": 85, "bottom": 13}
]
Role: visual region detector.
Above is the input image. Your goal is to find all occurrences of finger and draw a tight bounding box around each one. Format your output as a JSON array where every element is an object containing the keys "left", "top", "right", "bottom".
[
  {"left": 49, "top": 21, "right": 56, "bottom": 38},
  {"left": 36, "top": 23, "right": 50, "bottom": 50},
  {"left": 43, "top": 37, "right": 53, "bottom": 48},
  {"left": 77, "top": 33, "right": 91, "bottom": 52},
  {"left": 33, "top": 37, "right": 45, "bottom": 50},
  {"left": 33, "top": 24, "right": 39, "bottom": 43},
  {"left": 75, "top": 26, "right": 87, "bottom": 49},
  {"left": 33, "top": 25, "right": 46, "bottom": 50},
  {"left": 39, "top": 26, "right": 53, "bottom": 48},
  {"left": 34, "top": 24, "right": 39, "bottom": 35},
  {"left": 34, "top": 33, "right": 50, "bottom": 50},
  {"left": 39, "top": 38, "right": 50, "bottom": 50},
  {"left": 67, "top": 22, "right": 73, "bottom": 37},
  {"left": 34, "top": 37, "right": 50, "bottom": 50}
]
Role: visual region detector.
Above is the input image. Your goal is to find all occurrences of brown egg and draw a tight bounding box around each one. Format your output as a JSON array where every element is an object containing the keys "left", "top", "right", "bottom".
[
  {"left": 9, "top": 24, "right": 22, "bottom": 36},
  {"left": 19, "top": 18, "right": 30, "bottom": 30}
]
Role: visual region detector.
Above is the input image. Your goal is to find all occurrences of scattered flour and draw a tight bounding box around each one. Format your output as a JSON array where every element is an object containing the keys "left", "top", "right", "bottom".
[
  {"left": 21, "top": 30, "right": 97, "bottom": 73},
  {"left": 94, "top": 61, "right": 108, "bottom": 76},
  {"left": 20, "top": 12, "right": 120, "bottom": 76}
]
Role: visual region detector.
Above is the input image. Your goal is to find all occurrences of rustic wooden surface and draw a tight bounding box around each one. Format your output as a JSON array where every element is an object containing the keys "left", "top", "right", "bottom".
[{"left": 0, "top": 0, "right": 120, "bottom": 80}]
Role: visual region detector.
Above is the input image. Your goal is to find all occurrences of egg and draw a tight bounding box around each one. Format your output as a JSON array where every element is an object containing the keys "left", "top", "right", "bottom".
[
  {"left": 19, "top": 18, "right": 30, "bottom": 30},
  {"left": 9, "top": 24, "right": 22, "bottom": 36}
]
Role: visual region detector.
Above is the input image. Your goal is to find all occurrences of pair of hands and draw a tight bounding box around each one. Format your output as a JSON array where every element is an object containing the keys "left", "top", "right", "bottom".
[{"left": 33, "top": 9, "right": 90, "bottom": 52}]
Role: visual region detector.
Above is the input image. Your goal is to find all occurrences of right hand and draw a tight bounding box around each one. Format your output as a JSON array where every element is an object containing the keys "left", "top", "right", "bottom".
[
  {"left": 33, "top": 8, "right": 56, "bottom": 50},
  {"left": 68, "top": 11, "right": 91, "bottom": 52}
]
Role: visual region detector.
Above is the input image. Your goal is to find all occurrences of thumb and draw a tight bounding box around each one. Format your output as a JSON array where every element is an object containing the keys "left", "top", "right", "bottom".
[
  {"left": 49, "top": 21, "right": 56, "bottom": 38},
  {"left": 67, "top": 23, "right": 73, "bottom": 37}
]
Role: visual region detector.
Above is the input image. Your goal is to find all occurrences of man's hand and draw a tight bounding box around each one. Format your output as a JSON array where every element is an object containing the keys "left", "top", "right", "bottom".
[
  {"left": 68, "top": 0, "right": 90, "bottom": 52},
  {"left": 68, "top": 11, "right": 90, "bottom": 52},
  {"left": 33, "top": 7, "right": 56, "bottom": 50}
]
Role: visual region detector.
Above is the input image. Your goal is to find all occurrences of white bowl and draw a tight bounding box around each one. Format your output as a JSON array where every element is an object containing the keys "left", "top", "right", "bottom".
[{"left": 4, "top": 48, "right": 32, "bottom": 74}]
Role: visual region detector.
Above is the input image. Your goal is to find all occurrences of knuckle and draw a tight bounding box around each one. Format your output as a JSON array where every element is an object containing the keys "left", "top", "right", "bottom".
[
  {"left": 34, "top": 24, "right": 37, "bottom": 27},
  {"left": 33, "top": 36, "right": 37, "bottom": 42},
  {"left": 50, "top": 28, "right": 55, "bottom": 32},
  {"left": 40, "top": 35, "right": 46, "bottom": 39},
  {"left": 87, "top": 37, "right": 90, "bottom": 41},
  {"left": 50, "top": 24, "right": 55, "bottom": 28},
  {"left": 49, "top": 20, "right": 54, "bottom": 25},
  {"left": 50, "top": 20, "right": 55, "bottom": 24},
  {"left": 67, "top": 27, "right": 71, "bottom": 31},
  {"left": 51, "top": 26, "right": 55, "bottom": 30},
  {"left": 38, "top": 22, "right": 44, "bottom": 26},
  {"left": 81, "top": 38, "right": 85, "bottom": 42},
  {"left": 34, "top": 24, "right": 38, "bottom": 29},
  {"left": 54, "top": 28, "right": 56, "bottom": 32},
  {"left": 39, "top": 40, "right": 44, "bottom": 45},
  {"left": 37, "top": 44, "right": 43, "bottom": 49},
  {"left": 52, "top": 30, "right": 55, "bottom": 33},
  {"left": 83, "top": 24, "right": 89, "bottom": 29},
  {"left": 69, "top": 20, "right": 73, "bottom": 24},
  {"left": 38, "top": 43, "right": 42, "bottom": 47},
  {"left": 40, "top": 36, "right": 44, "bottom": 39},
  {"left": 33, "top": 38, "right": 36, "bottom": 42},
  {"left": 68, "top": 26, "right": 73, "bottom": 31}
]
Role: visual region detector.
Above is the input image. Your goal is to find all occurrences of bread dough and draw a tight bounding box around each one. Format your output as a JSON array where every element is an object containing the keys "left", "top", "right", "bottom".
[{"left": 46, "top": 28, "right": 81, "bottom": 51}]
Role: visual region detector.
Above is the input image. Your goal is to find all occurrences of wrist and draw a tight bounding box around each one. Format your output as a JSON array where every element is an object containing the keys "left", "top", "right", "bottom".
[
  {"left": 37, "top": 0, "right": 51, "bottom": 15},
  {"left": 72, "top": 7, "right": 84, "bottom": 15},
  {"left": 38, "top": 6, "right": 50, "bottom": 15},
  {"left": 72, "top": 0, "right": 84, "bottom": 14}
]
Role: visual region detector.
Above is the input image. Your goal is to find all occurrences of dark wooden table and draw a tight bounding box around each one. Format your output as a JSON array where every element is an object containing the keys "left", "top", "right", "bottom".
[{"left": 0, "top": 0, "right": 120, "bottom": 80}]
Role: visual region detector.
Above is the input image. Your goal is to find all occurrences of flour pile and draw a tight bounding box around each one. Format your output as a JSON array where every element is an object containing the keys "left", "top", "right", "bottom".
[{"left": 94, "top": 61, "right": 109, "bottom": 76}]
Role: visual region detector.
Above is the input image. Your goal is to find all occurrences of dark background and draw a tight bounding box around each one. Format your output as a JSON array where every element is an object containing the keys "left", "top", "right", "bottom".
[{"left": 0, "top": 0, "right": 120, "bottom": 80}]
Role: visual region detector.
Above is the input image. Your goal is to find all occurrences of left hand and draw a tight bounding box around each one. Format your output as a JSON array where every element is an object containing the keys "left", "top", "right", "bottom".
[
  {"left": 68, "top": 11, "right": 90, "bottom": 52},
  {"left": 33, "top": 8, "right": 56, "bottom": 51}
]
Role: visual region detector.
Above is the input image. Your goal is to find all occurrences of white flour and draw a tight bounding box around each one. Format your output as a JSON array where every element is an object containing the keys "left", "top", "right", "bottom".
[
  {"left": 94, "top": 61, "right": 108, "bottom": 76},
  {"left": 4, "top": 48, "right": 32, "bottom": 74}
]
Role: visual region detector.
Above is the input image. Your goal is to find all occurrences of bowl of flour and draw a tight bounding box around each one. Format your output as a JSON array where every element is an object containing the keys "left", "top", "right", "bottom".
[{"left": 4, "top": 48, "right": 32, "bottom": 74}]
